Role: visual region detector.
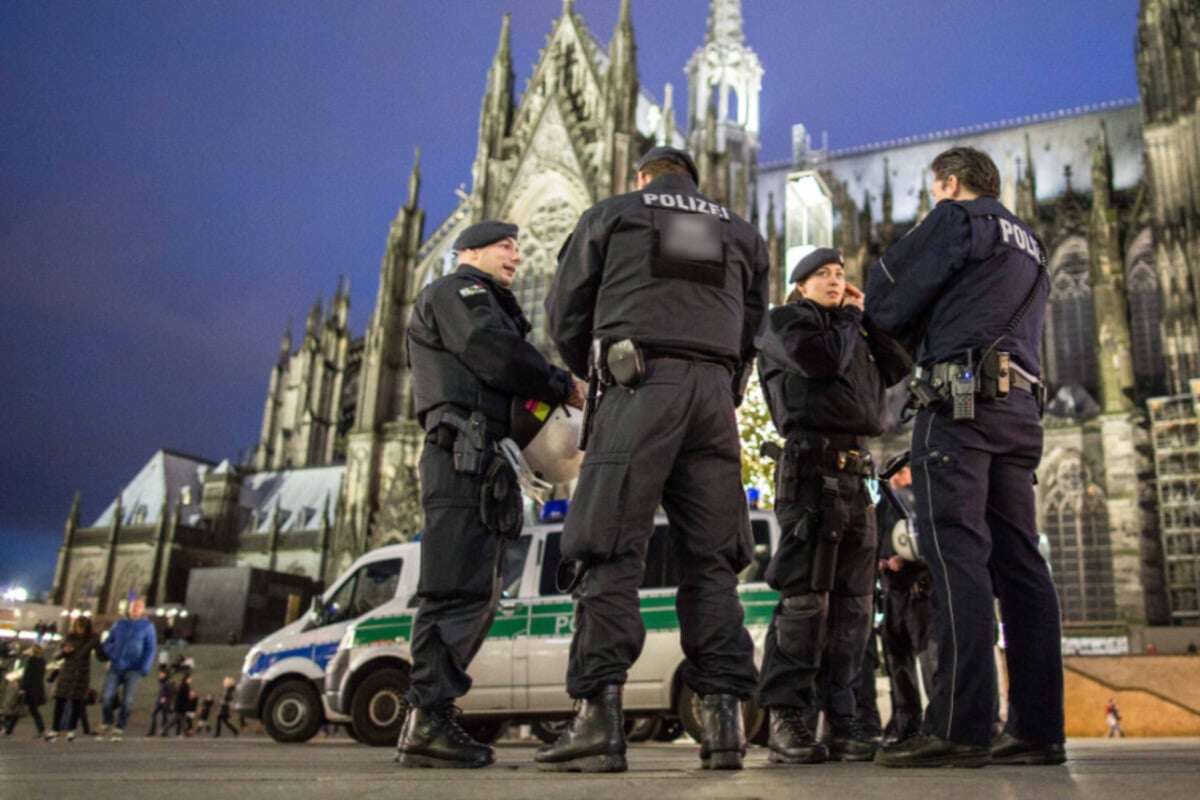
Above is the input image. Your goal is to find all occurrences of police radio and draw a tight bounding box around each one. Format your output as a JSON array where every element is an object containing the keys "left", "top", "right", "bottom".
[{"left": 950, "top": 352, "right": 976, "bottom": 421}]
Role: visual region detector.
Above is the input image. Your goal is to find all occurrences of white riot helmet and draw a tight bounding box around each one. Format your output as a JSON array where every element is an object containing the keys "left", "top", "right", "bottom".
[
  {"left": 498, "top": 400, "right": 584, "bottom": 503},
  {"left": 891, "top": 518, "right": 921, "bottom": 563}
]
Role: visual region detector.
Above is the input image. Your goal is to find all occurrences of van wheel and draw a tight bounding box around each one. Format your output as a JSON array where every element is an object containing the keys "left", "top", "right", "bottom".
[
  {"left": 654, "top": 718, "right": 685, "bottom": 742},
  {"left": 625, "top": 716, "right": 661, "bottom": 742},
  {"left": 346, "top": 722, "right": 363, "bottom": 743},
  {"left": 351, "top": 668, "right": 409, "bottom": 747},
  {"left": 262, "top": 680, "right": 323, "bottom": 743},
  {"left": 530, "top": 719, "right": 570, "bottom": 745},
  {"left": 676, "top": 685, "right": 766, "bottom": 746},
  {"left": 461, "top": 718, "right": 506, "bottom": 744}
]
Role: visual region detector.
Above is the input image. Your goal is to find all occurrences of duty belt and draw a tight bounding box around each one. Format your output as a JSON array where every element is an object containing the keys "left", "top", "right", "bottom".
[
  {"left": 921, "top": 362, "right": 1039, "bottom": 396},
  {"left": 821, "top": 448, "right": 875, "bottom": 476}
]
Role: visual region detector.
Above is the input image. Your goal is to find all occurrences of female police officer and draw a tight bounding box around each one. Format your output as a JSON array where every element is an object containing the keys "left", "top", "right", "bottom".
[{"left": 755, "top": 248, "right": 910, "bottom": 765}]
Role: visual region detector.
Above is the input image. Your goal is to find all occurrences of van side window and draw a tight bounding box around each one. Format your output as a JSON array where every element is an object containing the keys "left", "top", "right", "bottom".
[
  {"left": 352, "top": 558, "right": 403, "bottom": 616},
  {"left": 325, "top": 559, "right": 403, "bottom": 624},
  {"left": 500, "top": 538, "right": 531, "bottom": 599},
  {"left": 737, "top": 519, "right": 772, "bottom": 584},
  {"left": 539, "top": 532, "right": 564, "bottom": 596},
  {"left": 640, "top": 524, "right": 675, "bottom": 589}
]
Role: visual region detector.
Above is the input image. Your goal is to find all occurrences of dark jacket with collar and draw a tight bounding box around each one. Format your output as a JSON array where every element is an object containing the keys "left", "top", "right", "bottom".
[
  {"left": 756, "top": 299, "right": 911, "bottom": 438},
  {"left": 407, "top": 263, "right": 572, "bottom": 430},
  {"left": 546, "top": 173, "right": 770, "bottom": 383}
]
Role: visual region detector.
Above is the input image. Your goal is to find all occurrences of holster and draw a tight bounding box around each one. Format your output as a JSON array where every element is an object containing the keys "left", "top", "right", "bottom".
[
  {"left": 810, "top": 475, "right": 845, "bottom": 593},
  {"left": 429, "top": 409, "right": 491, "bottom": 476}
]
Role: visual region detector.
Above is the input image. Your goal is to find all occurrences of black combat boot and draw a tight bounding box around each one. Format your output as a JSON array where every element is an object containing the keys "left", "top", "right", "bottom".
[
  {"left": 395, "top": 705, "right": 494, "bottom": 769},
  {"left": 766, "top": 706, "right": 828, "bottom": 765},
  {"left": 825, "top": 720, "right": 879, "bottom": 762},
  {"left": 699, "top": 694, "right": 745, "bottom": 770},
  {"left": 534, "top": 685, "right": 627, "bottom": 773}
]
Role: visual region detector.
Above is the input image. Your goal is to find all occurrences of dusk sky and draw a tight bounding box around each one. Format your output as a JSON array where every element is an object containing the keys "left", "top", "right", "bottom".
[{"left": 1, "top": 0, "right": 1139, "bottom": 594}]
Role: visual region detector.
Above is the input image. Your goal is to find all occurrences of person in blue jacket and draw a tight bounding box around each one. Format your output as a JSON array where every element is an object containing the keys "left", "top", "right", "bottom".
[{"left": 100, "top": 596, "right": 157, "bottom": 741}]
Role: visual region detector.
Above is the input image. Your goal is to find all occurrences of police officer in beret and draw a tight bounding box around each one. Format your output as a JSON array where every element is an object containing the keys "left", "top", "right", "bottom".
[
  {"left": 538, "top": 146, "right": 769, "bottom": 772},
  {"left": 754, "top": 248, "right": 911, "bottom": 765},
  {"left": 866, "top": 146, "right": 1064, "bottom": 768},
  {"left": 397, "top": 220, "right": 585, "bottom": 768}
]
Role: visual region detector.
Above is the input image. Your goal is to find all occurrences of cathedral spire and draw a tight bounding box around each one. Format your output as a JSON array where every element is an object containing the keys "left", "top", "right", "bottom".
[
  {"left": 607, "top": 0, "right": 638, "bottom": 133},
  {"left": 706, "top": 0, "right": 746, "bottom": 44},
  {"left": 407, "top": 146, "right": 421, "bottom": 207}
]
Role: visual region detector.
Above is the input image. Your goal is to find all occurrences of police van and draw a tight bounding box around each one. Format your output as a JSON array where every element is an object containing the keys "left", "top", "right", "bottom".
[
  {"left": 323, "top": 512, "right": 781, "bottom": 747},
  {"left": 234, "top": 542, "right": 419, "bottom": 743}
]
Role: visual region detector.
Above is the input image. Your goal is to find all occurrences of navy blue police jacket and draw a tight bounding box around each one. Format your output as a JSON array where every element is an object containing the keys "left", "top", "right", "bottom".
[
  {"left": 864, "top": 197, "right": 1049, "bottom": 377},
  {"left": 407, "top": 264, "right": 572, "bottom": 430}
]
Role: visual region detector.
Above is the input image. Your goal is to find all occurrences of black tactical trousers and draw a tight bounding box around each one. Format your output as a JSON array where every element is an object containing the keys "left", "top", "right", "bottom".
[
  {"left": 911, "top": 391, "right": 1063, "bottom": 748},
  {"left": 406, "top": 440, "right": 504, "bottom": 710},
  {"left": 756, "top": 474, "right": 875, "bottom": 732},
  {"left": 563, "top": 359, "right": 757, "bottom": 700},
  {"left": 881, "top": 576, "right": 934, "bottom": 739}
]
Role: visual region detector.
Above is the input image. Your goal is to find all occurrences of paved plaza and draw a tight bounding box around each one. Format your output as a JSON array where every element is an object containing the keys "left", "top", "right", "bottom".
[{"left": 1, "top": 736, "right": 1197, "bottom": 800}]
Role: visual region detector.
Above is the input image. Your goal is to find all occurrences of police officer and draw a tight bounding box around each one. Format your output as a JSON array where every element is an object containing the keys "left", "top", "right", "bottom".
[
  {"left": 866, "top": 146, "right": 1065, "bottom": 767},
  {"left": 875, "top": 465, "right": 935, "bottom": 745},
  {"left": 397, "top": 220, "right": 585, "bottom": 768},
  {"left": 537, "top": 146, "right": 769, "bottom": 772},
  {"left": 754, "top": 248, "right": 911, "bottom": 765}
]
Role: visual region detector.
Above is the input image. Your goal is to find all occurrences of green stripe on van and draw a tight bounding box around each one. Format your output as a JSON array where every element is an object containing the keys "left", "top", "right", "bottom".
[{"left": 350, "top": 587, "right": 781, "bottom": 648}]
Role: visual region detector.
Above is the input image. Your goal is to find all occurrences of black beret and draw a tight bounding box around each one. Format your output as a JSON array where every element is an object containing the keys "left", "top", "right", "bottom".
[
  {"left": 634, "top": 146, "right": 700, "bottom": 184},
  {"left": 789, "top": 247, "right": 844, "bottom": 284},
  {"left": 453, "top": 220, "right": 518, "bottom": 251}
]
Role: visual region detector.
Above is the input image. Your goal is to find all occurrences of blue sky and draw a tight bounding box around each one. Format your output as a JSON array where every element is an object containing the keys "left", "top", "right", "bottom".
[{"left": 0, "top": 0, "right": 1139, "bottom": 593}]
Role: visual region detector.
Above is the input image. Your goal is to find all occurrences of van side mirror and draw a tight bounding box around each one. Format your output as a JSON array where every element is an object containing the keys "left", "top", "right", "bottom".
[{"left": 308, "top": 596, "right": 325, "bottom": 626}]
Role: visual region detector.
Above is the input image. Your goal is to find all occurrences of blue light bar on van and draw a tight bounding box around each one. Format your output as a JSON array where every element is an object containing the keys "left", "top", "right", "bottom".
[
  {"left": 541, "top": 500, "right": 569, "bottom": 522},
  {"left": 746, "top": 487, "right": 761, "bottom": 505}
]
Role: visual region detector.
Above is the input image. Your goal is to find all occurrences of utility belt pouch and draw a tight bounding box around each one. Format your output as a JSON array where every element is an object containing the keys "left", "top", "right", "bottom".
[
  {"left": 452, "top": 411, "right": 490, "bottom": 476},
  {"left": 775, "top": 445, "right": 801, "bottom": 504},
  {"left": 810, "top": 475, "right": 844, "bottom": 593},
  {"left": 977, "top": 350, "right": 1011, "bottom": 401},
  {"left": 605, "top": 338, "right": 646, "bottom": 388},
  {"left": 907, "top": 367, "right": 945, "bottom": 411}
]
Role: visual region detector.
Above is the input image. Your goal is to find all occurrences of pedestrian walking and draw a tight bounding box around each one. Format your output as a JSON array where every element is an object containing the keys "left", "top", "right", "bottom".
[
  {"left": 213, "top": 677, "right": 240, "bottom": 738},
  {"left": 49, "top": 616, "right": 100, "bottom": 742},
  {"left": 540, "top": 145, "right": 770, "bottom": 772},
  {"left": 146, "top": 668, "right": 175, "bottom": 736},
  {"left": 194, "top": 694, "right": 214, "bottom": 735},
  {"left": 99, "top": 596, "right": 157, "bottom": 741},
  {"left": 4, "top": 644, "right": 48, "bottom": 737},
  {"left": 1105, "top": 698, "right": 1124, "bottom": 738},
  {"left": 171, "top": 673, "right": 196, "bottom": 736},
  {"left": 394, "top": 219, "right": 584, "bottom": 770}
]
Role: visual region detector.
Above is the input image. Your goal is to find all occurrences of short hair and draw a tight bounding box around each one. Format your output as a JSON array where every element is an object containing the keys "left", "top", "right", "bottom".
[
  {"left": 637, "top": 158, "right": 691, "bottom": 181},
  {"left": 930, "top": 146, "right": 1000, "bottom": 198}
]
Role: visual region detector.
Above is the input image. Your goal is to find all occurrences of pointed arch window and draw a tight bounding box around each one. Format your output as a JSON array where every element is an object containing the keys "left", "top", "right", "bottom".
[
  {"left": 1045, "top": 238, "right": 1099, "bottom": 400},
  {"left": 1042, "top": 456, "right": 1117, "bottom": 623},
  {"left": 1126, "top": 229, "right": 1165, "bottom": 394}
]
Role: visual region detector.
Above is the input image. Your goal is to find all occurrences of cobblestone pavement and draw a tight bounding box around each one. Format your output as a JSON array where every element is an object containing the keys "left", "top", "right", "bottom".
[{"left": 1, "top": 735, "right": 1197, "bottom": 800}]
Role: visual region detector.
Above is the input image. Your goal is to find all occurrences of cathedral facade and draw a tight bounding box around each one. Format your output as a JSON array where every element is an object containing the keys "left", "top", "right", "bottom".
[{"left": 53, "top": 1, "right": 1199, "bottom": 629}]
